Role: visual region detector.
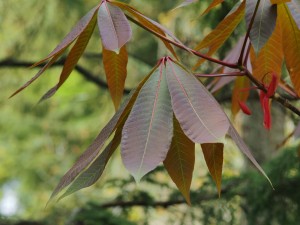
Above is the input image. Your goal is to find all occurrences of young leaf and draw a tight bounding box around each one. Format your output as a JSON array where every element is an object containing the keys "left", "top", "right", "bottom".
[
  {"left": 193, "top": 1, "right": 245, "bottom": 69},
  {"left": 260, "top": 91, "right": 272, "bottom": 130},
  {"left": 33, "top": 5, "right": 100, "bottom": 67},
  {"left": 267, "top": 73, "right": 279, "bottom": 97},
  {"left": 10, "top": 6, "right": 100, "bottom": 98},
  {"left": 279, "top": 4, "right": 300, "bottom": 95},
  {"left": 228, "top": 125, "right": 273, "bottom": 187},
  {"left": 111, "top": 1, "right": 179, "bottom": 59},
  {"left": 165, "top": 60, "right": 230, "bottom": 143},
  {"left": 164, "top": 117, "right": 195, "bottom": 205},
  {"left": 57, "top": 127, "right": 122, "bottom": 201},
  {"left": 246, "top": 0, "right": 277, "bottom": 54},
  {"left": 39, "top": 13, "right": 97, "bottom": 102},
  {"left": 49, "top": 68, "right": 155, "bottom": 201},
  {"left": 98, "top": 1, "right": 132, "bottom": 53},
  {"left": 121, "top": 63, "right": 173, "bottom": 182},
  {"left": 103, "top": 45, "right": 128, "bottom": 110},
  {"left": 201, "top": 143, "right": 224, "bottom": 196},
  {"left": 287, "top": 0, "right": 300, "bottom": 29},
  {"left": 202, "top": 0, "right": 224, "bottom": 16},
  {"left": 252, "top": 20, "right": 283, "bottom": 82}
]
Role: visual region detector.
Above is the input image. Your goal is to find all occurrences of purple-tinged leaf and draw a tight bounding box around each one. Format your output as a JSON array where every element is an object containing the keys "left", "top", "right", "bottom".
[
  {"left": 287, "top": 0, "right": 300, "bottom": 29},
  {"left": 39, "top": 13, "right": 97, "bottom": 102},
  {"left": 228, "top": 125, "right": 273, "bottom": 187},
  {"left": 122, "top": 63, "right": 173, "bottom": 182},
  {"left": 294, "top": 122, "right": 300, "bottom": 138},
  {"left": 98, "top": 2, "right": 132, "bottom": 53},
  {"left": 10, "top": 54, "right": 61, "bottom": 98},
  {"left": 49, "top": 69, "right": 155, "bottom": 201},
  {"left": 164, "top": 117, "right": 195, "bottom": 205},
  {"left": 166, "top": 60, "right": 230, "bottom": 143},
  {"left": 58, "top": 127, "right": 122, "bottom": 200},
  {"left": 33, "top": 5, "right": 100, "bottom": 67},
  {"left": 246, "top": 0, "right": 277, "bottom": 54}
]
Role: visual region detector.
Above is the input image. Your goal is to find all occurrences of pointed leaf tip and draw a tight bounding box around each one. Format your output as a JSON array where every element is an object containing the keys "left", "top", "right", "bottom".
[{"left": 201, "top": 143, "right": 224, "bottom": 196}]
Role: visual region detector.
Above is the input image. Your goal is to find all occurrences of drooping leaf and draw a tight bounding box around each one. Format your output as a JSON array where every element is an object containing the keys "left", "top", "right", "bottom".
[
  {"left": 164, "top": 117, "right": 195, "bottom": 205},
  {"left": 287, "top": 0, "right": 300, "bottom": 29},
  {"left": 193, "top": 1, "right": 245, "bottom": 69},
  {"left": 267, "top": 72, "right": 279, "bottom": 97},
  {"left": 260, "top": 91, "right": 272, "bottom": 130},
  {"left": 165, "top": 60, "right": 230, "bottom": 143},
  {"left": 227, "top": 125, "right": 273, "bottom": 187},
  {"left": 201, "top": 143, "right": 224, "bottom": 196},
  {"left": 111, "top": 1, "right": 179, "bottom": 59},
  {"left": 33, "top": 5, "right": 100, "bottom": 67},
  {"left": 202, "top": 0, "right": 224, "bottom": 16},
  {"left": 121, "top": 63, "right": 173, "bottom": 182},
  {"left": 10, "top": 6, "right": 100, "bottom": 98},
  {"left": 171, "top": 0, "right": 198, "bottom": 11},
  {"left": 98, "top": 1, "right": 132, "bottom": 53},
  {"left": 49, "top": 67, "right": 156, "bottom": 201},
  {"left": 246, "top": 0, "right": 277, "bottom": 54},
  {"left": 10, "top": 54, "right": 61, "bottom": 98},
  {"left": 103, "top": 45, "right": 128, "bottom": 110},
  {"left": 252, "top": 19, "right": 283, "bottom": 82},
  {"left": 279, "top": 4, "right": 300, "bottom": 95},
  {"left": 58, "top": 127, "right": 122, "bottom": 200},
  {"left": 39, "top": 13, "right": 97, "bottom": 102},
  {"left": 232, "top": 76, "right": 250, "bottom": 117}
]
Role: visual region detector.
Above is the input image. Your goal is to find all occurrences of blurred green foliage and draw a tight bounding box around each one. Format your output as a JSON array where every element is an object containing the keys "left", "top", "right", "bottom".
[{"left": 1, "top": 0, "right": 299, "bottom": 225}]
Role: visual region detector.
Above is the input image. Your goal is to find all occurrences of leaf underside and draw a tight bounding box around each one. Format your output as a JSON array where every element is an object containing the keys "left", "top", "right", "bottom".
[
  {"left": 98, "top": 1, "right": 132, "bottom": 53},
  {"left": 121, "top": 64, "right": 173, "bottom": 182},
  {"left": 164, "top": 117, "right": 195, "bottom": 204},
  {"left": 166, "top": 60, "right": 230, "bottom": 143},
  {"left": 246, "top": 0, "right": 277, "bottom": 54}
]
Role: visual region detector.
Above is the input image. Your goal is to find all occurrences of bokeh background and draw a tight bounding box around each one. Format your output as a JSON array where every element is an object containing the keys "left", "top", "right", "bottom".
[{"left": 1, "top": 0, "right": 300, "bottom": 224}]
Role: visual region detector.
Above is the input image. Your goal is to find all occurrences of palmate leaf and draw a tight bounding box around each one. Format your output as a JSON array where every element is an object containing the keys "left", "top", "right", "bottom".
[
  {"left": 164, "top": 117, "right": 195, "bottom": 205},
  {"left": 201, "top": 143, "right": 224, "bottom": 196},
  {"left": 246, "top": 0, "right": 277, "bottom": 54},
  {"left": 98, "top": 1, "right": 132, "bottom": 53},
  {"left": 287, "top": 0, "right": 300, "bottom": 29},
  {"left": 111, "top": 1, "right": 178, "bottom": 59},
  {"left": 193, "top": 1, "right": 245, "bottom": 69},
  {"left": 121, "top": 62, "right": 173, "bottom": 182},
  {"left": 10, "top": 6, "right": 100, "bottom": 98},
  {"left": 202, "top": 0, "right": 224, "bottom": 16},
  {"left": 252, "top": 19, "right": 283, "bottom": 82},
  {"left": 279, "top": 4, "right": 300, "bottom": 96},
  {"left": 58, "top": 126, "right": 122, "bottom": 201},
  {"left": 39, "top": 12, "right": 97, "bottom": 102},
  {"left": 166, "top": 60, "right": 230, "bottom": 143},
  {"left": 49, "top": 68, "right": 156, "bottom": 202},
  {"left": 103, "top": 45, "right": 128, "bottom": 110}
]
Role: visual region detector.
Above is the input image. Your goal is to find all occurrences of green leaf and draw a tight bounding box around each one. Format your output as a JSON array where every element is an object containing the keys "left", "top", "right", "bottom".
[
  {"left": 201, "top": 143, "right": 224, "bottom": 197},
  {"left": 103, "top": 45, "right": 128, "bottom": 110},
  {"left": 164, "top": 117, "right": 195, "bottom": 205},
  {"left": 246, "top": 0, "right": 277, "bottom": 54},
  {"left": 121, "top": 62, "right": 173, "bottom": 182}
]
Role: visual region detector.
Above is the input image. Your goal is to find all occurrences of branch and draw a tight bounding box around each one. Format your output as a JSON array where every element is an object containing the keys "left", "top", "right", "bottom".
[{"left": 0, "top": 58, "right": 131, "bottom": 94}]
